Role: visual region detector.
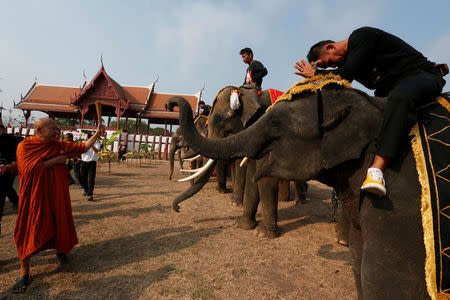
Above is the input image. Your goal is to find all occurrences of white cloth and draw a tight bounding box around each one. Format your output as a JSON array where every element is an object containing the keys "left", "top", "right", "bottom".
[
  {"left": 81, "top": 141, "right": 101, "bottom": 162},
  {"left": 230, "top": 90, "right": 240, "bottom": 110}
]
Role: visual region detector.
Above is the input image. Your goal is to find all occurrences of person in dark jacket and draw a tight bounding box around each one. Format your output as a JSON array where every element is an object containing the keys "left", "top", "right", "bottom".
[
  {"left": 198, "top": 101, "right": 211, "bottom": 116},
  {"left": 0, "top": 124, "right": 21, "bottom": 234},
  {"left": 294, "top": 26, "right": 447, "bottom": 197},
  {"left": 240, "top": 47, "right": 268, "bottom": 90}
]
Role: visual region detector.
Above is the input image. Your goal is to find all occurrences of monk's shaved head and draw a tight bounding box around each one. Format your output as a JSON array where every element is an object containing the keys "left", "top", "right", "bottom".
[
  {"left": 34, "top": 118, "right": 60, "bottom": 141},
  {"left": 34, "top": 118, "right": 54, "bottom": 130}
]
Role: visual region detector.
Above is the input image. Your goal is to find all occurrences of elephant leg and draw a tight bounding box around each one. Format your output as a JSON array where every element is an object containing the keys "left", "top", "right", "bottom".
[
  {"left": 254, "top": 176, "right": 279, "bottom": 238},
  {"left": 335, "top": 195, "right": 350, "bottom": 246},
  {"left": 237, "top": 159, "right": 258, "bottom": 229},
  {"left": 277, "top": 179, "right": 290, "bottom": 202},
  {"left": 358, "top": 190, "right": 427, "bottom": 299},
  {"left": 349, "top": 221, "right": 363, "bottom": 299},
  {"left": 215, "top": 160, "right": 228, "bottom": 193},
  {"left": 294, "top": 180, "right": 308, "bottom": 204},
  {"left": 231, "top": 159, "right": 246, "bottom": 206}
]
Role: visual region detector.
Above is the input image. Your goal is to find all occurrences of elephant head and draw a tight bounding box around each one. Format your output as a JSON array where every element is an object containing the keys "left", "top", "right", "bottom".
[
  {"left": 166, "top": 86, "right": 386, "bottom": 183},
  {"left": 207, "top": 86, "right": 271, "bottom": 139},
  {"left": 167, "top": 86, "right": 273, "bottom": 211},
  {"left": 168, "top": 116, "right": 207, "bottom": 180}
]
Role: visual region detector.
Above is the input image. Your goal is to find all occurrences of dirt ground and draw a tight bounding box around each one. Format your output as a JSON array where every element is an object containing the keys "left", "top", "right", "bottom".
[{"left": 0, "top": 159, "right": 356, "bottom": 299}]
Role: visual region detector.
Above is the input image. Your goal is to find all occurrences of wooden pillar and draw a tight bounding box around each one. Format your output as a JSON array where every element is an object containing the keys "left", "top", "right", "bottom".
[
  {"left": 125, "top": 117, "right": 128, "bottom": 132},
  {"left": 147, "top": 118, "right": 150, "bottom": 134},
  {"left": 164, "top": 119, "right": 167, "bottom": 136},
  {"left": 107, "top": 115, "right": 111, "bottom": 128},
  {"left": 169, "top": 124, "right": 173, "bottom": 135},
  {"left": 80, "top": 113, "right": 85, "bottom": 129},
  {"left": 125, "top": 133, "right": 129, "bottom": 152},
  {"left": 24, "top": 110, "right": 31, "bottom": 128},
  {"left": 137, "top": 118, "right": 141, "bottom": 134},
  {"left": 151, "top": 135, "right": 156, "bottom": 154},
  {"left": 117, "top": 132, "right": 122, "bottom": 153},
  {"left": 137, "top": 133, "right": 142, "bottom": 152},
  {"left": 131, "top": 133, "right": 136, "bottom": 152}
]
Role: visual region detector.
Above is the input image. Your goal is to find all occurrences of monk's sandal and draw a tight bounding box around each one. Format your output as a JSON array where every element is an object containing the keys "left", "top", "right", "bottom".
[
  {"left": 361, "top": 168, "right": 386, "bottom": 197},
  {"left": 12, "top": 275, "right": 32, "bottom": 293}
]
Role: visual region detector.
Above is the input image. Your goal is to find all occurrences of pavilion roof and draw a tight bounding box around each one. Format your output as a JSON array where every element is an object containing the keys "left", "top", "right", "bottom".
[
  {"left": 15, "top": 82, "right": 81, "bottom": 114},
  {"left": 15, "top": 66, "right": 202, "bottom": 122}
]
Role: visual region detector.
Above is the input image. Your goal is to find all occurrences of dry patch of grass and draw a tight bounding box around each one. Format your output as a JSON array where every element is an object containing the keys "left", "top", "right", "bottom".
[{"left": 0, "top": 160, "right": 356, "bottom": 299}]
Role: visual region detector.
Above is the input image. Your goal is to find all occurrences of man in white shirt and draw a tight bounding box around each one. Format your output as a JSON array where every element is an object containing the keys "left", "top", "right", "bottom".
[{"left": 81, "top": 132, "right": 101, "bottom": 201}]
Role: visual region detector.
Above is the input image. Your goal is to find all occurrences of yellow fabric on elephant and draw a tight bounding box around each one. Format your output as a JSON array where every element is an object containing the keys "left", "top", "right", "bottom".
[{"left": 266, "top": 73, "right": 352, "bottom": 112}]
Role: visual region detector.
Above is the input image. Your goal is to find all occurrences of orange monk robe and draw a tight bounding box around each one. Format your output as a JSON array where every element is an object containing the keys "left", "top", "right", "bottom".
[{"left": 14, "top": 136, "right": 86, "bottom": 260}]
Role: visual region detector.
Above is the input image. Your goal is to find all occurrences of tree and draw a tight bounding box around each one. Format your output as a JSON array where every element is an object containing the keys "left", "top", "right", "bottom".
[{"left": 109, "top": 119, "right": 166, "bottom": 135}]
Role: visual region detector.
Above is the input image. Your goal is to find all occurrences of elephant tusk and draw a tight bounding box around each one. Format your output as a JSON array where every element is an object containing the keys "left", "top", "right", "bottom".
[
  {"left": 178, "top": 159, "right": 215, "bottom": 182},
  {"left": 183, "top": 154, "right": 201, "bottom": 162},
  {"left": 180, "top": 167, "right": 203, "bottom": 173},
  {"left": 240, "top": 157, "right": 249, "bottom": 167}
]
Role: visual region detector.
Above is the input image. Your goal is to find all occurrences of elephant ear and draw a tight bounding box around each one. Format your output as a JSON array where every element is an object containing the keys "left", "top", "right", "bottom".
[
  {"left": 320, "top": 88, "right": 382, "bottom": 170},
  {"left": 238, "top": 88, "right": 262, "bottom": 127}
]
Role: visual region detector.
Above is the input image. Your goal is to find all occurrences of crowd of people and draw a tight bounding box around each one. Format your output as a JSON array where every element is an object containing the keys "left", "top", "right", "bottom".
[{"left": 0, "top": 25, "right": 447, "bottom": 294}]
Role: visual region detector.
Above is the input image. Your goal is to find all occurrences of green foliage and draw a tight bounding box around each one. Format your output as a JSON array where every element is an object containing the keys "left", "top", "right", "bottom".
[
  {"left": 109, "top": 119, "right": 166, "bottom": 135},
  {"left": 98, "top": 129, "right": 123, "bottom": 146},
  {"left": 55, "top": 117, "right": 78, "bottom": 127}
]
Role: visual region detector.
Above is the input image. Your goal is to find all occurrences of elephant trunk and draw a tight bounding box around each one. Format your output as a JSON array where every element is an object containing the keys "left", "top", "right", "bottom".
[
  {"left": 172, "top": 159, "right": 217, "bottom": 212},
  {"left": 166, "top": 97, "right": 270, "bottom": 160},
  {"left": 168, "top": 141, "right": 179, "bottom": 180}
]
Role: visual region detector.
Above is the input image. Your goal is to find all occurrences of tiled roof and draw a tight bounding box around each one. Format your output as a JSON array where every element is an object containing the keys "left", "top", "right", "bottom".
[
  {"left": 15, "top": 67, "right": 201, "bottom": 120},
  {"left": 15, "top": 84, "right": 80, "bottom": 113}
]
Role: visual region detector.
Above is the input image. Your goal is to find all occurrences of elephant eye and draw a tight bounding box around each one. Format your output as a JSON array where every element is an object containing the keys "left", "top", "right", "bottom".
[{"left": 271, "top": 119, "right": 281, "bottom": 128}]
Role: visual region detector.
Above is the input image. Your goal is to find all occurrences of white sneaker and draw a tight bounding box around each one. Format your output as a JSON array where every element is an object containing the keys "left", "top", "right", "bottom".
[{"left": 361, "top": 168, "right": 386, "bottom": 196}]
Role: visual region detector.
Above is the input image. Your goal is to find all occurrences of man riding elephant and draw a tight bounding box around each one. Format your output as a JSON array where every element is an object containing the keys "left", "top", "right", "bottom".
[
  {"left": 240, "top": 47, "right": 268, "bottom": 90},
  {"left": 294, "top": 26, "right": 448, "bottom": 197}
]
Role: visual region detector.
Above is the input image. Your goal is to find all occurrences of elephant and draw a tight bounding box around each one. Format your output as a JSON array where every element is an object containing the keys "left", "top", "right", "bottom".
[
  {"left": 170, "top": 86, "right": 307, "bottom": 238},
  {"left": 166, "top": 85, "right": 437, "bottom": 299},
  {"left": 168, "top": 115, "right": 208, "bottom": 180}
]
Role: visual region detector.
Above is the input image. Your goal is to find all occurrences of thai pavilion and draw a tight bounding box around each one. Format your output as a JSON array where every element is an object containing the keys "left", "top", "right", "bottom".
[{"left": 14, "top": 65, "right": 202, "bottom": 133}]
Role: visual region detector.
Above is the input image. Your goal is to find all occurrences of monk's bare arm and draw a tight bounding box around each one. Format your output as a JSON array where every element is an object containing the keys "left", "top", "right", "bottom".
[
  {"left": 84, "top": 125, "right": 104, "bottom": 152},
  {"left": 43, "top": 156, "right": 67, "bottom": 168}
]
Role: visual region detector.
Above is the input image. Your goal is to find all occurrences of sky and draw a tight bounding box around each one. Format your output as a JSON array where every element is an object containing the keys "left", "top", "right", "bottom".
[{"left": 1, "top": 0, "right": 450, "bottom": 124}]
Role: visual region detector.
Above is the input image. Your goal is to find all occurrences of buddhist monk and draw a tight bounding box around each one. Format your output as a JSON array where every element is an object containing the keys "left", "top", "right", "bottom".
[{"left": 12, "top": 118, "right": 104, "bottom": 293}]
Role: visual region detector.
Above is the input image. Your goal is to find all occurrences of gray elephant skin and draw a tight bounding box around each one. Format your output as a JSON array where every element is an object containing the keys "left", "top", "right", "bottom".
[
  {"left": 166, "top": 85, "right": 432, "bottom": 299},
  {"left": 168, "top": 116, "right": 208, "bottom": 180},
  {"left": 170, "top": 86, "right": 306, "bottom": 239}
]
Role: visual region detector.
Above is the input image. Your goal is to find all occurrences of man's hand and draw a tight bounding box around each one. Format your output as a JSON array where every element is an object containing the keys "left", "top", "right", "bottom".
[
  {"left": 294, "top": 59, "right": 318, "bottom": 78},
  {"left": 434, "top": 63, "right": 449, "bottom": 76},
  {"left": 0, "top": 163, "right": 17, "bottom": 176}
]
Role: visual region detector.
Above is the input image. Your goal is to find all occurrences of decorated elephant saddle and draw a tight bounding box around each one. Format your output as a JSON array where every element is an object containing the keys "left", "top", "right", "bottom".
[
  {"left": 410, "top": 94, "right": 450, "bottom": 299},
  {"left": 266, "top": 73, "right": 352, "bottom": 112}
]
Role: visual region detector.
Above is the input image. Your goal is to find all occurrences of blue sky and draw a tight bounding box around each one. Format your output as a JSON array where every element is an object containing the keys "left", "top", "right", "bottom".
[{"left": 1, "top": 0, "right": 450, "bottom": 124}]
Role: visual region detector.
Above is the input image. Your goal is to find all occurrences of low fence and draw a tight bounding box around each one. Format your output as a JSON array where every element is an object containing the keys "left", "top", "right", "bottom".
[{"left": 6, "top": 127, "right": 172, "bottom": 160}]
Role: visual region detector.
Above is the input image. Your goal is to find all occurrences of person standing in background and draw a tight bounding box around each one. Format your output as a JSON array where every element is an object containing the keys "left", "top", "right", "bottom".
[{"left": 81, "top": 132, "right": 101, "bottom": 201}]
